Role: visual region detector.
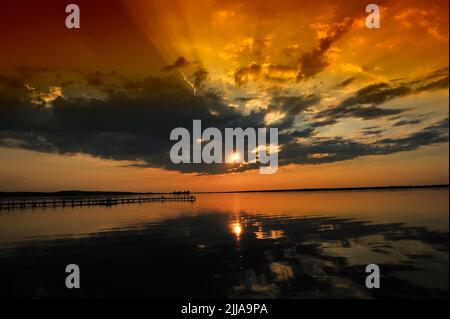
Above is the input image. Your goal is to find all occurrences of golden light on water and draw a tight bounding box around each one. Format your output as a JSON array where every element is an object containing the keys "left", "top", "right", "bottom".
[{"left": 231, "top": 222, "right": 242, "bottom": 238}]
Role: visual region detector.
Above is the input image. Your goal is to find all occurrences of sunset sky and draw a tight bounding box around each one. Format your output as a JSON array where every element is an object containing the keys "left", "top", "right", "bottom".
[{"left": 0, "top": 0, "right": 448, "bottom": 192}]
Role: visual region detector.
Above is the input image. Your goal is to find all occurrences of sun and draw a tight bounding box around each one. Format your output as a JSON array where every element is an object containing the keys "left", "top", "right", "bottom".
[{"left": 230, "top": 152, "right": 241, "bottom": 163}]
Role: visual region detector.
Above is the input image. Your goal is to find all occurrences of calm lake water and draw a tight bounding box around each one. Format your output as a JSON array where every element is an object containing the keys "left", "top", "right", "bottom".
[{"left": 0, "top": 189, "right": 448, "bottom": 298}]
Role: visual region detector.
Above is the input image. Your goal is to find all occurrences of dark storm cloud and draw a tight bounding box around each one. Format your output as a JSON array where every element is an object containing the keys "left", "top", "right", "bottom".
[
  {"left": 291, "top": 127, "right": 317, "bottom": 138},
  {"left": 415, "top": 76, "right": 449, "bottom": 93},
  {"left": 0, "top": 73, "right": 26, "bottom": 91},
  {"left": 318, "top": 104, "right": 406, "bottom": 121},
  {"left": 0, "top": 72, "right": 264, "bottom": 174},
  {"left": 339, "top": 83, "right": 412, "bottom": 108},
  {"left": 400, "top": 66, "right": 449, "bottom": 93},
  {"left": 234, "top": 62, "right": 262, "bottom": 86},
  {"left": 393, "top": 118, "right": 423, "bottom": 127},
  {"left": 313, "top": 69, "right": 449, "bottom": 125},
  {"left": 85, "top": 71, "right": 130, "bottom": 89},
  {"left": 0, "top": 70, "right": 448, "bottom": 175},
  {"left": 278, "top": 117, "right": 449, "bottom": 166},
  {"left": 419, "top": 66, "right": 448, "bottom": 82},
  {"left": 338, "top": 76, "right": 356, "bottom": 87},
  {"left": 310, "top": 118, "right": 338, "bottom": 127},
  {"left": 268, "top": 94, "right": 320, "bottom": 116},
  {"left": 191, "top": 68, "right": 209, "bottom": 89},
  {"left": 162, "top": 56, "right": 190, "bottom": 72},
  {"left": 235, "top": 97, "right": 254, "bottom": 103},
  {"left": 377, "top": 117, "right": 449, "bottom": 152},
  {"left": 296, "top": 18, "right": 354, "bottom": 81},
  {"left": 362, "top": 128, "right": 384, "bottom": 136}
]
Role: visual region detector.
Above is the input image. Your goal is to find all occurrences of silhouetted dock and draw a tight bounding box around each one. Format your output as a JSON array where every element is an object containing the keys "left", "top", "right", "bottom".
[{"left": 0, "top": 194, "right": 196, "bottom": 210}]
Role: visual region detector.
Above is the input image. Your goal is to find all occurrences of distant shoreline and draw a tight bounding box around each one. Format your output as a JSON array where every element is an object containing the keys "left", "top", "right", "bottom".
[
  {"left": 0, "top": 184, "right": 448, "bottom": 198},
  {"left": 195, "top": 184, "right": 449, "bottom": 194}
]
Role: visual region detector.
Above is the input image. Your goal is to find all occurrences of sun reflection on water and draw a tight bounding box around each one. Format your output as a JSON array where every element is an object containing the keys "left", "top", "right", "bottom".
[{"left": 231, "top": 222, "right": 242, "bottom": 239}]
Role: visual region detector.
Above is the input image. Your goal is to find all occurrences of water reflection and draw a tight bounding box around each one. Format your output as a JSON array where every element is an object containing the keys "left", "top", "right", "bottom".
[
  {"left": 0, "top": 189, "right": 448, "bottom": 298},
  {"left": 231, "top": 222, "right": 243, "bottom": 239}
]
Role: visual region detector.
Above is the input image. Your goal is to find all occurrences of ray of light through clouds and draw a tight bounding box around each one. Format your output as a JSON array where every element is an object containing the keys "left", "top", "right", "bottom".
[{"left": 0, "top": 0, "right": 448, "bottom": 191}]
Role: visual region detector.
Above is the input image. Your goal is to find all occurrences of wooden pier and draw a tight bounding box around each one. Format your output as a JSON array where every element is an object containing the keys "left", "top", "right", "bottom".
[{"left": 0, "top": 194, "right": 196, "bottom": 210}]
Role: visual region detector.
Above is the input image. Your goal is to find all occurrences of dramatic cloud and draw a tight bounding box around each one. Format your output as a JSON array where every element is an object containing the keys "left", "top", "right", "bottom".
[
  {"left": 0, "top": 72, "right": 263, "bottom": 174},
  {"left": 338, "top": 76, "right": 356, "bottom": 88},
  {"left": 393, "top": 118, "right": 423, "bottom": 127},
  {"left": 163, "top": 56, "right": 190, "bottom": 72},
  {"left": 191, "top": 68, "right": 209, "bottom": 90},
  {"left": 296, "top": 18, "right": 354, "bottom": 81},
  {"left": 415, "top": 76, "right": 449, "bottom": 93},
  {"left": 268, "top": 94, "right": 321, "bottom": 116},
  {"left": 234, "top": 62, "right": 263, "bottom": 86},
  {"left": 232, "top": 17, "right": 356, "bottom": 86},
  {"left": 0, "top": 68, "right": 448, "bottom": 175},
  {"left": 279, "top": 117, "right": 449, "bottom": 166},
  {"left": 314, "top": 68, "right": 449, "bottom": 124},
  {"left": 313, "top": 85, "right": 409, "bottom": 123},
  {"left": 362, "top": 128, "right": 385, "bottom": 136}
]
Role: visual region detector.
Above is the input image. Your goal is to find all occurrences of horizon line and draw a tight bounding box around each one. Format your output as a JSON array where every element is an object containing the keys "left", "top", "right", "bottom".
[{"left": 1, "top": 184, "right": 448, "bottom": 197}]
